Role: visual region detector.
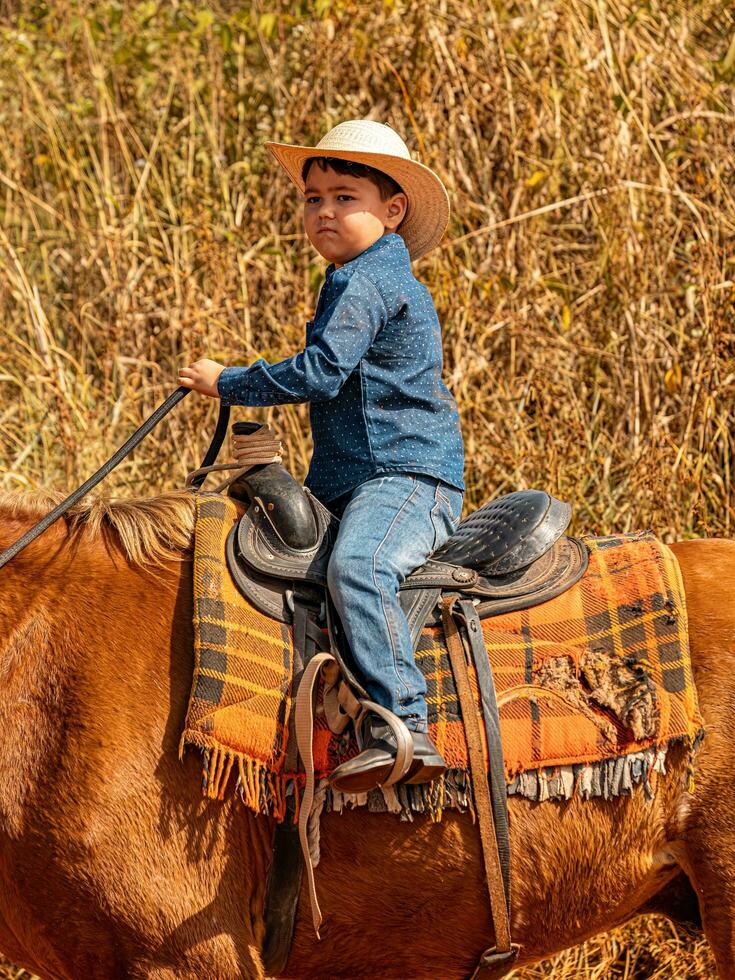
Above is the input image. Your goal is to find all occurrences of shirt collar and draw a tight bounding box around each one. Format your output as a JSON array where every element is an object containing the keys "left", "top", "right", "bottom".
[{"left": 325, "top": 232, "right": 407, "bottom": 279}]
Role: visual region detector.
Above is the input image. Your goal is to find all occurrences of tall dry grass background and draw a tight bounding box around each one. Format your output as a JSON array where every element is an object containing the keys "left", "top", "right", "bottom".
[{"left": 0, "top": 0, "right": 732, "bottom": 976}]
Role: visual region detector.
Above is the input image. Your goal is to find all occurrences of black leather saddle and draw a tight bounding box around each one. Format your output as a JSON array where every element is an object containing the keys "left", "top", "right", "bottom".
[{"left": 224, "top": 458, "right": 589, "bottom": 654}]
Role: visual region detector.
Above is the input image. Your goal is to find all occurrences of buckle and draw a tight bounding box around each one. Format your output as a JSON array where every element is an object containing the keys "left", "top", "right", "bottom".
[
  {"left": 470, "top": 944, "right": 520, "bottom": 979},
  {"left": 284, "top": 588, "right": 326, "bottom": 624}
]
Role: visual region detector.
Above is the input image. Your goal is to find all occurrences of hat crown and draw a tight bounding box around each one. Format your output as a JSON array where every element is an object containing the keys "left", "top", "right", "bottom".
[{"left": 315, "top": 120, "right": 412, "bottom": 162}]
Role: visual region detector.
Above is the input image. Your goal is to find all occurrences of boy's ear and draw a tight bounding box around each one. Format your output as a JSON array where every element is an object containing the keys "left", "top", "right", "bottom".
[{"left": 386, "top": 192, "right": 408, "bottom": 229}]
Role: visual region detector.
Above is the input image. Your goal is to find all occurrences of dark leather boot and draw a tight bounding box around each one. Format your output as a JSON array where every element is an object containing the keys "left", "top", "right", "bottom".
[
  {"left": 328, "top": 717, "right": 446, "bottom": 794},
  {"left": 402, "top": 731, "right": 447, "bottom": 785},
  {"left": 328, "top": 716, "right": 399, "bottom": 795}
]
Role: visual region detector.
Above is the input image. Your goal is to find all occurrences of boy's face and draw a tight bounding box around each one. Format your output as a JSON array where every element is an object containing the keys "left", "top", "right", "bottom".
[{"left": 302, "top": 163, "right": 407, "bottom": 268}]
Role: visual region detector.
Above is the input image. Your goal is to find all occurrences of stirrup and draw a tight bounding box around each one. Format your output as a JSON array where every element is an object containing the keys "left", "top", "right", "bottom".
[{"left": 353, "top": 700, "right": 415, "bottom": 787}]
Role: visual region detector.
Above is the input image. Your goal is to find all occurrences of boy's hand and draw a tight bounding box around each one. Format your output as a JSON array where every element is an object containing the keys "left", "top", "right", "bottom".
[{"left": 178, "top": 359, "right": 224, "bottom": 398}]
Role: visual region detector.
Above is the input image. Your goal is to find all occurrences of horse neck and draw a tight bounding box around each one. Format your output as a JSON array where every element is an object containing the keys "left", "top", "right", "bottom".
[{"left": 0, "top": 509, "right": 272, "bottom": 865}]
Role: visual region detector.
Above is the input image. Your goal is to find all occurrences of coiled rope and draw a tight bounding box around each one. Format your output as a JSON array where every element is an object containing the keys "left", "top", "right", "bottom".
[{"left": 184, "top": 423, "right": 283, "bottom": 493}]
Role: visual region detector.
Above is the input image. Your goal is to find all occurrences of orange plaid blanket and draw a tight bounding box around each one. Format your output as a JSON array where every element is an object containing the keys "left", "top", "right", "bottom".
[{"left": 181, "top": 495, "right": 703, "bottom": 819}]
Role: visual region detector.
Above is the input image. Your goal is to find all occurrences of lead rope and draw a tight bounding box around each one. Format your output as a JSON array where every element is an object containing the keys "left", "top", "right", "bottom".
[
  {"left": 184, "top": 423, "right": 282, "bottom": 492},
  {"left": 0, "top": 388, "right": 229, "bottom": 571}
]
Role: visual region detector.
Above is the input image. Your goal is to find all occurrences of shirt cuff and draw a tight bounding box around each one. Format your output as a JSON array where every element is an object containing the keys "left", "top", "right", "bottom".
[{"left": 217, "top": 365, "right": 251, "bottom": 406}]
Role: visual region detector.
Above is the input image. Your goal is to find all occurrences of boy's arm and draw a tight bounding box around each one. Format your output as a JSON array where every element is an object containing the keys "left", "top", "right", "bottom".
[{"left": 217, "top": 271, "right": 388, "bottom": 407}]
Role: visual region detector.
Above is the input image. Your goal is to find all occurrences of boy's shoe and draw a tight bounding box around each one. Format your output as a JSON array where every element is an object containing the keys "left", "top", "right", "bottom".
[
  {"left": 328, "top": 716, "right": 446, "bottom": 794},
  {"left": 402, "top": 732, "right": 447, "bottom": 785}
]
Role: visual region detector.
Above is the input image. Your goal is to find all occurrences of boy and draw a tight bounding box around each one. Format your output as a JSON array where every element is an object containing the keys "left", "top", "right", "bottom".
[{"left": 179, "top": 119, "right": 465, "bottom": 794}]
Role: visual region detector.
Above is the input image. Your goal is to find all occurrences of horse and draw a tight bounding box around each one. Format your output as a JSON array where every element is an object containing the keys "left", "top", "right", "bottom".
[{"left": 0, "top": 488, "right": 730, "bottom": 979}]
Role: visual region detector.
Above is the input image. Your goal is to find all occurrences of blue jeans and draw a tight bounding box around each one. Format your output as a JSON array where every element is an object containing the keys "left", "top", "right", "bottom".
[{"left": 326, "top": 474, "right": 464, "bottom": 732}]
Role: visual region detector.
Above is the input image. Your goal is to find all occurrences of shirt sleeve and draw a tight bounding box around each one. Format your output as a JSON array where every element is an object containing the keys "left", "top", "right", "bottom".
[{"left": 217, "top": 271, "right": 388, "bottom": 407}]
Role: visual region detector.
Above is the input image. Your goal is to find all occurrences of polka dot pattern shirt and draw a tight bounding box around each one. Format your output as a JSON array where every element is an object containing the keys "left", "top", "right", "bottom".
[{"left": 217, "top": 232, "right": 465, "bottom": 503}]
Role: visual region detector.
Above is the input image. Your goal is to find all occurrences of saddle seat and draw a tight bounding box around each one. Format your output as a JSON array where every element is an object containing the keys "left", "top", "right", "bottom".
[{"left": 224, "top": 463, "right": 589, "bottom": 651}]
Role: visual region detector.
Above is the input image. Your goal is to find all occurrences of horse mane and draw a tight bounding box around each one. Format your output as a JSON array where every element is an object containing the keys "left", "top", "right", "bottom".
[{"left": 0, "top": 489, "right": 197, "bottom": 566}]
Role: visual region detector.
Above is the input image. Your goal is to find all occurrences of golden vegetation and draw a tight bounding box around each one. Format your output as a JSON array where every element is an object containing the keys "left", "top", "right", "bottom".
[{"left": 0, "top": 0, "right": 732, "bottom": 975}]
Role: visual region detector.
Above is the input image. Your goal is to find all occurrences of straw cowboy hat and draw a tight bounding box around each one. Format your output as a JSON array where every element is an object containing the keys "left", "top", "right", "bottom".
[{"left": 265, "top": 119, "right": 450, "bottom": 262}]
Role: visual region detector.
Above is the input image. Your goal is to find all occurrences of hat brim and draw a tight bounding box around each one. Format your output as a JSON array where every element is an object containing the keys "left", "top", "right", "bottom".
[{"left": 265, "top": 141, "right": 449, "bottom": 262}]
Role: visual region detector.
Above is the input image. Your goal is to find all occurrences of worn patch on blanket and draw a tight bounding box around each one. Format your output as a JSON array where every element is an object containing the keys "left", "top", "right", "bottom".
[{"left": 181, "top": 495, "right": 703, "bottom": 820}]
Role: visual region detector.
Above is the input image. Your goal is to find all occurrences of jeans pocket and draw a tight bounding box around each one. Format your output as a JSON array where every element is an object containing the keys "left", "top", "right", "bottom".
[
  {"left": 436, "top": 484, "right": 464, "bottom": 530},
  {"left": 430, "top": 489, "right": 462, "bottom": 553}
]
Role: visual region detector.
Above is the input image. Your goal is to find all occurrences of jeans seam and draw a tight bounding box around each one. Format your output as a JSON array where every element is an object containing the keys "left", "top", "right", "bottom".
[
  {"left": 429, "top": 496, "right": 443, "bottom": 553},
  {"left": 371, "top": 479, "right": 423, "bottom": 706}
]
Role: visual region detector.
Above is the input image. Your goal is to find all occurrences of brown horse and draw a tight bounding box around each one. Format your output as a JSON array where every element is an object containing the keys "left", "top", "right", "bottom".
[{"left": 0, "top": 489, "right": 731, "bottom": 979}]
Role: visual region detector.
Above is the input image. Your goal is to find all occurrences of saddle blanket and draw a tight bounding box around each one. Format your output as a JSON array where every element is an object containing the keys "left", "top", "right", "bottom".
[{"left": 181, "top": 494, "right": 703, "bottom": 820}]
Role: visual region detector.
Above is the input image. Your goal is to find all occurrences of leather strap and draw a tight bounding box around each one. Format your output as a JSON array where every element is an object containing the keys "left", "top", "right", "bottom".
[
  {"left": 261, "top": 795, "right": 304, "bottom": 977},
  {"left": 456, "top": 599, "right": 511, "bottom": 909},
  {"left": 283, "top": 600, "right": 327, "bottom": 772},
  {"left": 469, "top": 945, "right": 521, "bottom": 980},
  {"left": 265, "top": 597, "right": 329, "bottom": 967},
  {"left": 0, "top": 389, "right": 229, "bottom": 571},
  {"left": 294, "top": 651, "right": 336, "bottom": 938},
  {"left": 441, "top": 595, "right": 519, "bottom": 973},
  {"left": 400, "top": 586, "right": 443, "bottom": 653},
  {"left": 292, "top": 655, "right": 416, "bottom": 939},
  {"left": 324, "top": 592, "right": 369, "bottom": 698},
  {"left": 322, "top": 665, "right": 362, "bottom": 734},
  {"left": 352, "top": 700, "right": 414, "bottom": 787}
]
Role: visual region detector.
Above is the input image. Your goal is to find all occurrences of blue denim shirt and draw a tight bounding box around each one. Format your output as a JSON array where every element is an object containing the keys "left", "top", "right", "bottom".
[{"left": 217, "top": 232, "right": 465, "bottom": 502}]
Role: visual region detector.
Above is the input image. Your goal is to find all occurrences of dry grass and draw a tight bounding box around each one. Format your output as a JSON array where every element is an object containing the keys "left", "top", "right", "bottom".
[
  {"left": 0, "top": 0, "right": 732, "bottom": 975},
  {"left": 0, "top": 961, "right": 38, "bottom": 980}
]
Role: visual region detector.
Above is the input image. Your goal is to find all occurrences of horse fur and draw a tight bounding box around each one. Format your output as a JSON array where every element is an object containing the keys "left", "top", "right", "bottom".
[{"left": 0, "top": 494, "right": 732, "bottom": 978}]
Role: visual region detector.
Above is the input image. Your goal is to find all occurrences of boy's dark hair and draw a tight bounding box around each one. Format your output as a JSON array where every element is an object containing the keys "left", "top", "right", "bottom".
[{"left": 301, "top": 156, "right": 404, "bottom": 203}]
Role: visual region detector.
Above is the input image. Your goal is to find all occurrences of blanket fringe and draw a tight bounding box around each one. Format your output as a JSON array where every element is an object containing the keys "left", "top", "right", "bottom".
[
  {"left": 179, "top": 731, "right": 294, "bottom": 820},
  {"left": 179, "top": 731, "right": 703, "bottom": 823}
]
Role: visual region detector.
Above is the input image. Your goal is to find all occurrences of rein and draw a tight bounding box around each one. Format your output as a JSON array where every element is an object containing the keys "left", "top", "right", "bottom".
[{"left": 0, "top": 387, "right": 230, "bottom": 571}]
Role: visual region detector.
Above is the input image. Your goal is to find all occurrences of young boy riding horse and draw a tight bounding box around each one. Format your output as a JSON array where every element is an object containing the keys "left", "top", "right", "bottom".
[{"left": 179, "top": 119, "right": 465, "bottom": 794}]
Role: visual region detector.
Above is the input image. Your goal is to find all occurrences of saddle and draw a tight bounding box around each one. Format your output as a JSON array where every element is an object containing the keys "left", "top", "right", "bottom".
[
  {"left": 225, "top": 461, "right": 589, "bottom": 661},
  {"left": 220, "top": 438, "right": 588, "bottom": 979}
]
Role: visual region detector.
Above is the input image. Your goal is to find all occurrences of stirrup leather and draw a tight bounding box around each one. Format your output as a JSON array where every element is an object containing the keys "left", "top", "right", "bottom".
[{"left": 293, "top": 653, "right": 414, "bottom": 938}]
